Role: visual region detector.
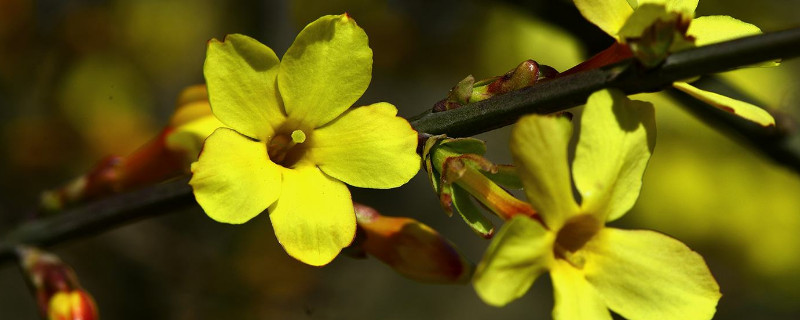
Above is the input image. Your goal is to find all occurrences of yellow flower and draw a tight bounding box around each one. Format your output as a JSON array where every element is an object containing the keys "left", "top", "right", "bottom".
[
  {"left": 573, "top": 0, "right": 777, "bottom": 127},
  {"left": 472, "top": 89, "right": 721, "bottom": 319},
  {"left": 189, "top": 14, "right": 420, "bottom": 266}
]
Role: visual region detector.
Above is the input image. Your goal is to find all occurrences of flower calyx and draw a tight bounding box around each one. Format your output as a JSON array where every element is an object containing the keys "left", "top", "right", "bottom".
[{"left": 422, "top": 135, "right": 537, "bottom": 238}]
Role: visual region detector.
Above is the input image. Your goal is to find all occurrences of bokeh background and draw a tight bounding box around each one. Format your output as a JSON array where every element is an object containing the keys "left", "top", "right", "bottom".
[{"left": 1, "top": 0, "right": 799, "bottom": 319}]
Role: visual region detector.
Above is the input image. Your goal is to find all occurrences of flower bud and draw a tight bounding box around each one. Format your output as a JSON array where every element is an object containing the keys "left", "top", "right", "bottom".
[
  {"left": 352, "top": 203, "right": 472, "bottom": 283},
  {"left": 48, "top": 290, "right": 98, "bottom": 320},
  {"left": 433, "top": 60, "right": 556, "bottom": 112},
  {"left": 17, "top": 246, "right": 99, "bottom": 320},
  {"left": 40, "top": 85, "right": 222, "bottom": 212}
]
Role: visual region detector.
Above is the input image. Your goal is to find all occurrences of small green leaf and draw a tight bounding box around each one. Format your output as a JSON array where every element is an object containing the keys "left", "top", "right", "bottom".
[
  {"left": 451, "top": 185, "right": 495, "bottom": 238},
  {"left": 441, "top": 137, "right": 488, "bottom": 155},
  {"left": 483, "top": 165, "right": 524, "bottom": 190}
]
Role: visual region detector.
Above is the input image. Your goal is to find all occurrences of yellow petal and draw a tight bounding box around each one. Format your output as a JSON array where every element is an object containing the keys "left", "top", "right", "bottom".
[
  {"left": 673, "top": 82, "right": 775, "bottom": 127},
  {"left": 688, "top": 15, "right": 778, "bottom": 67},
  {"left": 279, "top": 14, "right": 372, "bottom": 128},
  {"left": 638, "top": 0, "right": 698, "bottom": 15},
  {"left": 550, "top": 260, "right": 612, "bottom": 320},
  {"left": 269, "top": 165, "right": 356, "bottom": 266},
  {"left": 582, "top": 228, "right": 721, "bottom": 320},
  {"left": 189, "top": 128, "right": 281, "bottom": 224},
  {"left": 204, "top": 34, "right": 285, "bottom": 140},
  {"left": 573, "top": 89, "right": 655, "bottom": 222},
  {"left": 689, "top": 15, "right": 762, "bottom": 46},
  {"left": 169, "top": 85, "right": 212, "bottom": 127},
  {"left": 511, "top": 114, "right": 579, "bottom": 230},
  {"left": 473, "top": 215, "right": 554, "bottom": 306},
  {"left": 166, "top": 112, "right": 225, "bottom": 158},
  {"left": 308, "top": 102, "right": 420, "bottom": 189},
  {"left": 573, "top": 0, "right": 634, "bottom": 37},
  {"left": 617, "top": 3, "right": 689, "bottom": 40}
]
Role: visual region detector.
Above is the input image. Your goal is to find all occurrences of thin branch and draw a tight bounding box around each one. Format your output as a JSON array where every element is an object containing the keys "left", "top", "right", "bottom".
[
  {"left": 409, "top": 27, "right": 800, "bottom": 136},
  {"left": 1, "top": 28, "right": 800, "bottom": 266},
  {"left": 0, "top": 178, "right": 195, "bottom": 264}
]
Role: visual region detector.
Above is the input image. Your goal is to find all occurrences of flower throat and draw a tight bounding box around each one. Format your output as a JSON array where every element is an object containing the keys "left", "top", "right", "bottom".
[{"left": 267, "top": 129, "right": 307, "bottom": 167}]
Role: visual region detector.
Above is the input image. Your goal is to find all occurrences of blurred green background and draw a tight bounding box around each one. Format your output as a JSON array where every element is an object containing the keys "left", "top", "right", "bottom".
[{"left": 1, "top": 0, "right": 799, "bottom": 319}]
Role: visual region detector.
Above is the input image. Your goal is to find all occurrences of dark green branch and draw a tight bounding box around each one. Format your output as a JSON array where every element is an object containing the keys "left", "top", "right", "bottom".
[
  {"left": 2, "top": 28, "right": 800, "bottom": 266},
  {"left": 409, "top": 27, "right": 800, "bottom": 136},
  {"left": 0, "top": 178, "right": 195, "bottom": 264}
]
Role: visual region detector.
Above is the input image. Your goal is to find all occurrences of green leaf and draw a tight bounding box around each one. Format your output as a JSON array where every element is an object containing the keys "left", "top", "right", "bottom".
[
  {"left": 441, "top": 137, "right": 487, "bottom": 155},
  {"left": 483, "top": 165, "right": 524, "bottom": 190},
  {"left": 451, "top": 185, "right": 495, "bottom": 238}
]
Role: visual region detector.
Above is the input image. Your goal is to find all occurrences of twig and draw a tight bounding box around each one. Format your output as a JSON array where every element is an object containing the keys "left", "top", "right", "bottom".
[
  {"left": 1, "top": 28, "right": 799, "bottom": 266},
  {"left": 409, "top": 28, "right": 800, "bottom": 136}
]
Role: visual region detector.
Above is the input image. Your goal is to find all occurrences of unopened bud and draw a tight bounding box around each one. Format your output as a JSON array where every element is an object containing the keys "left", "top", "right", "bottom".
[
  {"left": 39, "top": 85, "right": 222, "bottom": 212},
  {"left": 353, "top": 203, "right": 472, "bottom": 283},
  {"left": 433, "top": 60, "right": 556, "bottom": 112},
  {"left": 48, "top": 290, "right": 98, "bottom": 320},
  {"left": 17, "top": 246, "right": 99, "bottom": 320}
]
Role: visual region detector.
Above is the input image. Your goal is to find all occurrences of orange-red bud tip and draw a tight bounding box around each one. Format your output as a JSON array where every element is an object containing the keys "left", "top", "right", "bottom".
[{"left": 354, "top": 204, "right": 471, "bottom": 283}]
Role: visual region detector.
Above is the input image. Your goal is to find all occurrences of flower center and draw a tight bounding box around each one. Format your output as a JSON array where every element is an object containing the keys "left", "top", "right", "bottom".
[
  {"left": 267, "top": 129, "right": 308, "bottom": 167},
  {"left": 553, "top": 214, "right": 601, "bottom": 267}
]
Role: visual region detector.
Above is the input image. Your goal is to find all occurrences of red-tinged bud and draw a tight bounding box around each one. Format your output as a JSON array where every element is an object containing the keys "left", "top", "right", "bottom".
[
  {"left": 433, "top": 60, "right": 555, "bottom": 112},
  {"left": 39, "top": 85, "right": 219, "bottom": 212},
  {"left": 353, "top": 203, "right": 472, "bottom": 283},
  {"left": 17, "top": 247, "right": 98, "bottom": 319},
  {"left": 433, "top": 75, "right": 474, "bottom": 112},
  {"left": 48, "top": 290, "right": 99, "bottom": 320},
  {"left": 472, "top": 59, "right": 540, "bottom": 101}
]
